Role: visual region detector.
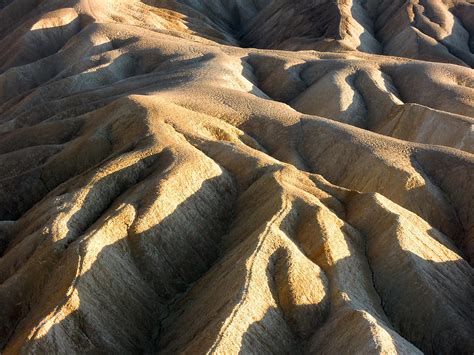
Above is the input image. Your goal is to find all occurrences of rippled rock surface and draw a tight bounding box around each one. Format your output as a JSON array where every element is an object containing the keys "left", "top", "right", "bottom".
[{"left": 0, "top": 0, "right": 473, "bottom": 353}]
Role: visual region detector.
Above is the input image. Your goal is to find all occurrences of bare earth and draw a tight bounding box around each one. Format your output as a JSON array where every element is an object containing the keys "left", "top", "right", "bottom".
[{"left": 0, "top": 0, "right": 473, "bottom": 353}]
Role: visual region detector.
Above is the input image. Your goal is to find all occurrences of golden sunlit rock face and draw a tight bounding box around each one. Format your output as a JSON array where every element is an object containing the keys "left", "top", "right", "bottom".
[{"left": 0, "top": 0, "right": 473, "bottom": 353}]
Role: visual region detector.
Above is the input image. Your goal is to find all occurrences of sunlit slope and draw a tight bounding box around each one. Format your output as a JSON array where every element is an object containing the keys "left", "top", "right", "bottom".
[{"left": 0, "top": 0, "right": 473, "bottom": 354}]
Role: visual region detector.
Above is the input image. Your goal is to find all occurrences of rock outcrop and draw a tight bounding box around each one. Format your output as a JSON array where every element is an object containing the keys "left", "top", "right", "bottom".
[{"left": 0, "top": 0, "right": 473, "bottom": 353}]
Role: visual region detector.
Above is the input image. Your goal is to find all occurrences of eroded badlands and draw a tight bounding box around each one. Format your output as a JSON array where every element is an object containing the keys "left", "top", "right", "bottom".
[{"left": 0, "top": 0, "right": 473, "bottom": 353}]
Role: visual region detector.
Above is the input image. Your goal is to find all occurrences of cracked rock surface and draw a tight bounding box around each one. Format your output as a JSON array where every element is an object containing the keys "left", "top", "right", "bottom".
[{"left": 0, "top": 0, "right": 473, "bottom": 353}]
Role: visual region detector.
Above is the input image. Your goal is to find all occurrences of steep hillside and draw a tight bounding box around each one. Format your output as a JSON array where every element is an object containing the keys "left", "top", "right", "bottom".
[{"left": 0, "top": 0, "right": 473, "bottom": 353}]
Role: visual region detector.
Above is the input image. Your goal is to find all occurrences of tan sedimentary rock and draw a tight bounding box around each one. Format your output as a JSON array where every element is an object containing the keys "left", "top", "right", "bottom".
[{"left": 0, "top": 0, "right": 473, "bottom": 354}]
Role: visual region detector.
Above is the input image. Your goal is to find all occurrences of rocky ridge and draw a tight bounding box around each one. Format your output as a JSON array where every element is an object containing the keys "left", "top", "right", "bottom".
[{"left": 0, "top": 0, "right": 473, "bottom": 353}]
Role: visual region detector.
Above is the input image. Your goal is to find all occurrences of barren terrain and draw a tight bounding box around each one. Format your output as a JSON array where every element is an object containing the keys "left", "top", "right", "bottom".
[{"left": 0, "top": 0, "right": 473, "bottom": 353}]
